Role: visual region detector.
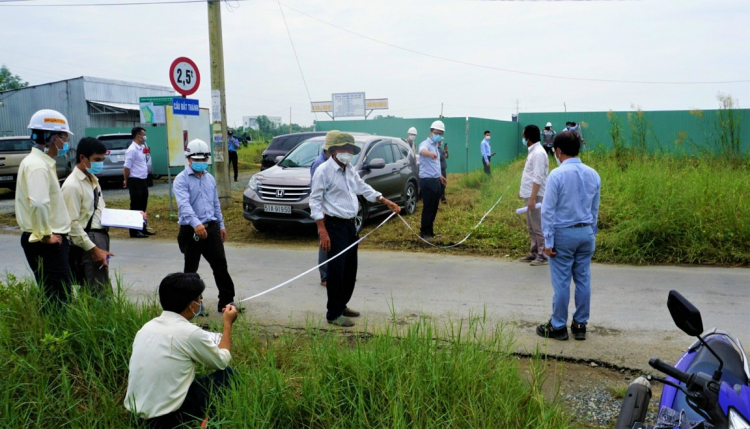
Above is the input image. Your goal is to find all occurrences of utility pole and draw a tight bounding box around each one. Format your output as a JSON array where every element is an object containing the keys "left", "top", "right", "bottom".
[{"left": 208, "top": 0, "right": 231, "bottom": 209}]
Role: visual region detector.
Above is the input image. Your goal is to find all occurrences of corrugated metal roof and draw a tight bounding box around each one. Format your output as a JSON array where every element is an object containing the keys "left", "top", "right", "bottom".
[{"left": 88, "top": 101, "right": 140, "bottom": 111}]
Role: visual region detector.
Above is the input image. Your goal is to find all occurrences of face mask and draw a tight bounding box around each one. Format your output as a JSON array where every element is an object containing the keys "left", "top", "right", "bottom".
[
  {"left": 408, "top": 135, "right": 416, "bottom": 142},
  {"left": 432, "top": 134, "right": 443, "bottom": 144},
  {"left": 87, "top": 160, "right": 104, "bottom": 175},
  {"left": 141, "top": 136, "right": 148, "bottom": 144},
  {"left": 57, "top": 141, "right": 70, "bottom": 158},
  {"left": 521, "top": 138, "right": 527, "bottom": 147},
  {"left": 191, "top": 301, "right": 203, "bottom": 318},
  {"left": 485, "top": 136, "right": 491, "bottom": 140},
  {"left": 554, "top": 150, "right": 561, "bottom": 165},
  {"left": 192, "top": 162, "right": 208, "bottom": 172},
  {"left": 336, "top": 152, "right": 354, "bottom": 165}
]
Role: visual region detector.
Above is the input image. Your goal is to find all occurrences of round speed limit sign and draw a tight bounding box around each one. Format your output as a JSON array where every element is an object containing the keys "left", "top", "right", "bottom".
[{"left": 169, "top": 57, "right": 201, "bottom": 96}]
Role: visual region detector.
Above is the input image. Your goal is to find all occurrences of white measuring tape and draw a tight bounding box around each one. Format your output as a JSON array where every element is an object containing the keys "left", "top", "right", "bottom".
[{"left": 239, "top": 184, "right": 511, "bottom": 303}]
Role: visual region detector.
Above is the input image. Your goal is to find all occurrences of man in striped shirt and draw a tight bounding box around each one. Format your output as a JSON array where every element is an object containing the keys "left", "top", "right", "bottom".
[{"left": 310, "top": 132, "right": 400, "bottom": 327}]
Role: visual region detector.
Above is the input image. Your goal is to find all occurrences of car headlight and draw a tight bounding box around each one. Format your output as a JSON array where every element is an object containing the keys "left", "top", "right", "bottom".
[
  {"left": 730, "top": 409, "right": 750, "bottom": 429},
  {"left": 247, "top": 174, "right": 260, "bottom": 191}
]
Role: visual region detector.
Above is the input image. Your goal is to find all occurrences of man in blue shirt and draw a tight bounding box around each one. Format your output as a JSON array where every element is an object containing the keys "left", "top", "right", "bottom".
[
  {"left": 537, "top": 131, "right": 600, "bottom": 341},
  {"left": 480, "top": 130, "right": 495, "bottom": 176},
  {"left": 418, "top": 120, "right": 448, "bottom": 239},
  {"left": 227, "top": 130, "right": 240, "bottom": 182},
  {"left": 174, "top": 139, "right": 238, "bottom": 314},
  {"left": 310, "top": 131, "right": 335, "bottom": 287}
]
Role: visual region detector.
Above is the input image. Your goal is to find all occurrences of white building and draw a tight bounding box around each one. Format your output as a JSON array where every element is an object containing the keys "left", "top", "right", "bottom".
[{"left": 243, "top": 115, "right": 283, "bottom": 131}]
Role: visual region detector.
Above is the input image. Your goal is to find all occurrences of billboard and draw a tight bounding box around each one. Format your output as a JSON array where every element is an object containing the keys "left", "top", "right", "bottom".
[{"left": 332, "top": 92, "right": 366, "bottom": 118}]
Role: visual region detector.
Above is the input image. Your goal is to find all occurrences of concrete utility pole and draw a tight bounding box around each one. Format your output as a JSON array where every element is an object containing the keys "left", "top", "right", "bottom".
[{"left": 208, "top": 0, "right": 231, "bottom": 209}]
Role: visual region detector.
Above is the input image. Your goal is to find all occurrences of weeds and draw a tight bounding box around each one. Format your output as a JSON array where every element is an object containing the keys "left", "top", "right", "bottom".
[{"left": 0, "top": 275, "right": 571, "bottom": 428}]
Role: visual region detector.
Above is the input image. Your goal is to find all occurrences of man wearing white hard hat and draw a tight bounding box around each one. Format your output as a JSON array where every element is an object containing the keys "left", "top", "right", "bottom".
[
  {"left": 174, "top": 140, "right": 239, "bottom": 315},
  {"left": 16, "top": 109, "right": 74, "bottom": 309},
  {"left": 541, "top": 122, "right": 556, "bottom": 155},
  {"left": 417, "top": 120, "right": 448, "bottom": 239},
  {"left": 405, "top": 127, "right": 418, "bottom": 161}
]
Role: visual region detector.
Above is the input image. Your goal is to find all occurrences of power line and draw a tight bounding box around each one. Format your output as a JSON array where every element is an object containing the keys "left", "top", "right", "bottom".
[
  {"left": 276, "top": 1, "right": 749, "bottom": 86},
  {"left": 276, "top": 0, "right": 317, "bottom": 121}
]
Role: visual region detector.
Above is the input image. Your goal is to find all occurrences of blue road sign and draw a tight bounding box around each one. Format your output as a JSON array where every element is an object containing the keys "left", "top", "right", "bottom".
[{"left": 173, "top": 98, "right": 200, "bottom": 116}]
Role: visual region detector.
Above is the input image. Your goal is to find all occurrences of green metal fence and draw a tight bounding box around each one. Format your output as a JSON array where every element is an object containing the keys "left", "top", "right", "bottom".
[{"left": 316, "top": 108, "right": 748, "bottom": 174}]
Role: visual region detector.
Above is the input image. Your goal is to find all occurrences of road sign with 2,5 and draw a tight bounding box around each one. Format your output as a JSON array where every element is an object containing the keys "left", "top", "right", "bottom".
[
  {"left": 169, "top": 57, "right": 201, "bottom": 96},
  {"left": 172, "top": 98, "right": 199, "bottom": 116}
]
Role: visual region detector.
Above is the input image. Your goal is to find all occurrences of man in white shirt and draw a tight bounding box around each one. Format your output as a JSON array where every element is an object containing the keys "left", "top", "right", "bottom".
[
  {"left": 16, "top": 109, "right": 74, "bottom": 309},
  {"left": 123, "top": 126, "right": 153, "bottom": 238},
  {"left": 518, "top": 124, "right": 550, "bottom": 266},
  {"left": 310, "top": 132, "right": 400, "bottom": 327},
  {"left": 61, "top": 137, "right": 115, "bottom": 296},
  {"left": 125, "top": 272, "right": 238, "bottom": 429}
]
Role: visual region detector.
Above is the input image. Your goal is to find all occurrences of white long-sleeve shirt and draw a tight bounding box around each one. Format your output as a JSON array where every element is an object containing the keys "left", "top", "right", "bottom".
[
  {"left": 309, "top": 157, "right": 381, "bottom": 220},
  {"left": 123, "top": 141, "right": 149, "bottom": 179},
  {"left": 124, "top": 311, "right": 231, "bottom": 419},
  {"left": 15, "top": 147, "right": 71, "bottom": 242},
  {"left": 519, "top": 142, "right": 549, "bottom": 198}
]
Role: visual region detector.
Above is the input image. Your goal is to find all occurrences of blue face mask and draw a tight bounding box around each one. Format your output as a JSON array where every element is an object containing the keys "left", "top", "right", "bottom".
[
  {"left": 56, "top": 141, "right": 70, "bottom": 158},
  {"left": 87, "top": 160, "right": 104, "bottom": 175},
  {"left": 191, "top": 301, "right": 203, "bottom": 318},
  {"left": 432, "top": 134, "right": 443, "bottom": 144},
  {"left": 522, "top": 138, "right": 527, "bottom": 147},
  {"left": 192, "top": 162, "right": 208, "bottom": 172}
]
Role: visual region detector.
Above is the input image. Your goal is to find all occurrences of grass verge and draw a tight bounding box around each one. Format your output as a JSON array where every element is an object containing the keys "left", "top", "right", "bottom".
[{"left": 0, "top": 275, "right": 571, "bottom": 428}]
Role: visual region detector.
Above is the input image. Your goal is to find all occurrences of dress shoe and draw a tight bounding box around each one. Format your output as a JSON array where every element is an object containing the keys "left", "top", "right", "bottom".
[
  {"left": 342, "top": 307, "right": 360, "bottom": 318},
  {"left": 142, "top": 229, "right": 156, "bottom": 236},
  {"left": 130, "top": 232, "right": 149, "bottom": 238}
]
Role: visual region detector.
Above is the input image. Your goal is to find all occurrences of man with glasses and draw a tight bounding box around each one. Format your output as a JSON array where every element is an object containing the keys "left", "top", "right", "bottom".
[
  {"left": 174, "top": 139, "right": 238, "bottom": 314},
  {"left": 16, "top": 109, "right": 74, "bottom": 309},
  {"left": 125, "top": 272, "right": 238, "bottom": 429},
  {"left": 418, "top": 120, "right": 448, "bottom": 239}
]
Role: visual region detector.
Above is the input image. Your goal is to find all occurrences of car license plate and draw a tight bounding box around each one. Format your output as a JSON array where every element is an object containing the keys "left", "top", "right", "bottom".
[
  {"left": 0, "top": 176, "right": 12, "bottom": 182},
  {"left": 264, "top": 204, "right": 291, "bottom": 214},
  {"left": 113, "top": 155, "right": 125, "bottom": 162}
]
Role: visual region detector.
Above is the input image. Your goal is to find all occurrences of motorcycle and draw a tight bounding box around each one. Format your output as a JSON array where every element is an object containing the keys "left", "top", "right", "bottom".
[{"left": 615, "top": 290, "right": 750, "bottom": 429}]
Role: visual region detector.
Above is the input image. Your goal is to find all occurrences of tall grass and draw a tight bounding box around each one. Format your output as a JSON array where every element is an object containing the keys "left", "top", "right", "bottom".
[{"left": 0, "top": 276, "right": 571, "bottom": 428}]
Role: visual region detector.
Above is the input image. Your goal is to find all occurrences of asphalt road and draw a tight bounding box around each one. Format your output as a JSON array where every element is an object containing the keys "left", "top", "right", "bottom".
[{"left": 0, "top": 233, "right": 747, "bottom": 373}]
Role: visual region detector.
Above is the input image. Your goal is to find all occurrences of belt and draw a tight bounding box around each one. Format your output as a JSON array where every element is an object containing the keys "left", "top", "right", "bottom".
[
  {"left": 87, "top": 227, "right": 109, "bottom": 233},
  {"left": 420, "top": 177, "right": 440, "bottom": 181},
  {"left": 325, "top": 216, "right": 355, "bottom": 224},
  {"left": 568, "top": 223, "right": 591, "bottom": 228}
]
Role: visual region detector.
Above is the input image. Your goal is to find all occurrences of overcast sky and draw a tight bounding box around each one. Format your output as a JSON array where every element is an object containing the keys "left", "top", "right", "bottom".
[{"left": 1, "top": 0, "right": 749, "bottom": 128}]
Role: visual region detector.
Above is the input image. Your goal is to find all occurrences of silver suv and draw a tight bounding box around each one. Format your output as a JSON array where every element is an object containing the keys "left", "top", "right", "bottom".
[{"left": 243, "top": 134, "right": 419, "bottom": 232}]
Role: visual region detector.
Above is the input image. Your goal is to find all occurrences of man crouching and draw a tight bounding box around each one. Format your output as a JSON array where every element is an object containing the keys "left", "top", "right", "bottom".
[{"left": 124, "top": 272, "right": 238, "bottom": 429}]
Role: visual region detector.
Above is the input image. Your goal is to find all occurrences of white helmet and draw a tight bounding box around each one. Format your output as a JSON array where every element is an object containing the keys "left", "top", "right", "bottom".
[
  {"left": 27, "top": 109, "right": 74, "bottom": 135},
  {"left": 185, "top": 139, "right": 211, "bottom": 159},
  {"left": 407, "top": 127, "right": 417, "bottom": 135},
  {"left": 546, "top": 122, "right": 552, "bottom": 127},
  {"left": 430, "top": 120, "right": 445, "bottom": 132}
]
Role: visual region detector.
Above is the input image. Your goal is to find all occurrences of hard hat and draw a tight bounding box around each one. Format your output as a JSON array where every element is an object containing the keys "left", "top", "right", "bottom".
[
  {"left": 323, "top": 130, "right": 341, "bottom": 151},
  {"left": 430, "top": 120, "right": 445, "bottom": 132},
  {"left": 546, "top": 122, "right": 552, "bottom": 127},
  {"left": 185, "top": 139, "right": 211, "bottom": 158},
  {"left": 407, "top": 127, "right": 417, "bottom": 135},
  {"left": 27, "top": 109, "right": 74, "bottom": 135},
  {"left": 326, "top": 132, "right": 361, "bottom": 154}
]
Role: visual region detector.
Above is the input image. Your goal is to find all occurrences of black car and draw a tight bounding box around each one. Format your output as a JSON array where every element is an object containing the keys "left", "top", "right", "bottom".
[
  {"left": 244, "top": 135, "right": 419, "bottom": 233},
  {"left": 260, "top": 132, "right": 326, "bottom": 170}
]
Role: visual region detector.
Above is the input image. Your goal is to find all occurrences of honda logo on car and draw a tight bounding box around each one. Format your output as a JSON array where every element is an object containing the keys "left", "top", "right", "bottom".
[{"left": 276, "top": 189, "right": 285, "bottom": 198}]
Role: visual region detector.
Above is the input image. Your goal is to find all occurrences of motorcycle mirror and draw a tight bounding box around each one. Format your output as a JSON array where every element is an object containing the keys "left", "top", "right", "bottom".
[{"left": 667, "top": 290, "right": 704, "bottom": 336}]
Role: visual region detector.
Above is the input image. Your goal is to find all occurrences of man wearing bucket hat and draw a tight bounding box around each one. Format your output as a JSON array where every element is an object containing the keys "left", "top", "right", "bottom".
[
  {"left": 310, "top": 132, "right": 400, "bottom": 327},
  {"left": 309, "top": 131, "right": 338, "bottom": 287},
  {"left": 174, "top": 139, "right": 239, "bottom": 315},
  {"left": 16, "top": 109, "right": 74, "bottom": 308}
]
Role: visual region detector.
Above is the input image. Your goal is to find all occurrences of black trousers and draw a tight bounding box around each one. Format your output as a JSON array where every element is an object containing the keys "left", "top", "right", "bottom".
[
  {"left": 178, "top": 222, "right": 235, "bottom": 310},
  {"left": 440, "top": 167, "right": 447, "bottom": 200},
  {"left": 128, "top": 177, "right": 148, "bottom": 236},
  {"left": 419, "top": 178, "right": 441, "bottom": 236},
  {"left": 145, "top": 367, "right": 236, "bottom": 429},
  {"left": 324, "top": 216, "right": 358, "bottom": 320},
  {"left": 21, "top": 232, "right": 71, "bottom": 309},
  {"left": 228, "top": 151, "right": 239, "bottom": 181},
  {"left": 483, "top": 156, "right": 492, "bottom": 175}
]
